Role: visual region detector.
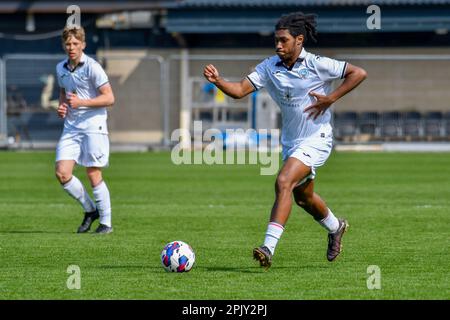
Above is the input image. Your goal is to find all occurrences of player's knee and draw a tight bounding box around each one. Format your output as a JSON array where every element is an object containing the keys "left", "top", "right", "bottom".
[
  {"left": 275, "top": 175, "right": 295, "bottom": 193},
  {"left": 55, "top": 170, "right": 71, "bottom": 184}
]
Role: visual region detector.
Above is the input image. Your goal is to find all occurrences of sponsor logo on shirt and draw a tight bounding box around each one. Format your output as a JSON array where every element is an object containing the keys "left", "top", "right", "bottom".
[{"left": 283, "top": 88, "right": 292, "bottom": 102}]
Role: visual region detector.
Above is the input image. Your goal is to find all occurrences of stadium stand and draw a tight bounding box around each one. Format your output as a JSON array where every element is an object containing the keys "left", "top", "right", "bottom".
[
  {"left": 444, "top": 112, "right": 450, "bottom": 141},
  {"left": 333, "top": 110, "right": 450, "bottom": 142},
  {"left": 24, "top": 112, "right": 62, "bottom": 141},
  {"left": 403, "top": 111, "right": 422, "bottom": 140},
  {"left": 380, "top": 111, "right": 402, "bottom": 140},
  {"left": 2, "top": 0, "right": 450, "bottom": 147},
  {"left": 359, "top": 111, "right": 380, "bottom": 138},
  {"left": 333, "top": 111, "right": 358, "bottom": 141},
  {"left": 424, "top": 111, "right": 443, "bottom": 140}
]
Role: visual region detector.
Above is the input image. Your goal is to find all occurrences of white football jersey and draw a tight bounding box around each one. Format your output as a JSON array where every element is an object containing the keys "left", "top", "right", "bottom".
[
  {"left": 247, "top": 48, "right": 347, "bottom": 149},
  {"left": 56, "top": 53, "right": 110, "bottom": 134}
]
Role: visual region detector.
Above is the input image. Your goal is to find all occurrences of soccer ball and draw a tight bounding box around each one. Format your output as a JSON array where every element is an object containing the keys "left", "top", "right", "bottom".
[{"left": 161, "top": 241, "right": 196, "bottom": 272}]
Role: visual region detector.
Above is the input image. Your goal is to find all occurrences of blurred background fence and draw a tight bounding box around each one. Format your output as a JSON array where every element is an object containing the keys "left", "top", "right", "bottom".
[
  {"left": 0, "top": 54, "right": 167, "bottom": 148},
  {"left": 1, "top": 0, "right": 450, "bottom": 150},
  {"left": 2, "top": 52, "right": 450, "bottom": 149}
]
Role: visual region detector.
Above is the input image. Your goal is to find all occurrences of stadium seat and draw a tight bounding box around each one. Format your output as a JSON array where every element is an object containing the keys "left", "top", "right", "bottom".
[
  {"left": 227, "top": 110, "right": 247, "bottom": 122},
  {"left": 424, "top": 111, "right": 443, "bottom": 140},
  {"left": 381, "top": 111, "right": 401, "bottom": 139},
  {"left": 444, "top": 112, "right": 450, "bottom": 140},
  {"left": 199, "top": 111, "right": 213, "bottom": 121},
  {"left": 402, "top": 111, "right": 422, "bottom": 140},
  {"left": 333, "top": 111, "right": 358, "bottom": 139},
  {"left": 358, "top": 111, "right": 380, "bottom": 137}
]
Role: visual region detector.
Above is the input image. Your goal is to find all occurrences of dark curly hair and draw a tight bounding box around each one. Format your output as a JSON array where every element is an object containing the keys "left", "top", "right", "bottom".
[{"left": 275, "top": 12, "right": 318, "bottom": 43}]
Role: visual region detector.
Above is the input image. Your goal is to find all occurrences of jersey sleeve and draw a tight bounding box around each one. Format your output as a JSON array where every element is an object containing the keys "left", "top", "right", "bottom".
[
  {"left": 246, "top": 59, "right": 269, "bottom": 90},
  {"left": 313, "top": 55, "right": 347, "bottom": 82},
  {"left": 90, "top": 62, "right": 109, "bottom": 89}
]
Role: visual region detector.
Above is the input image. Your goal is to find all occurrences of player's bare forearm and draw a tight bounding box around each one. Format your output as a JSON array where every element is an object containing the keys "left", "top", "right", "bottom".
[
  {"left": 214, "top": 78, "right": 254, "bottom": 99},
  {"left": 82, "top": 83, "right": 115, "bottom": 107},
  {"left": 57, "top": 89, "right": 68, "bottom": 118},
  {"left": 68, "top": 84, "right": 115, "bottom": 108},
  {"left": 82, "top": 93, "right": 115, "bottom": 108},
  {"left": 203, "top": 64, "right": 254, "bottom": 99},
  {"left": 59, "top": 89, "right": 67, "bottom": 104},
  {"left": 328, "top": 64, "right": 367, "bottom": 103}
]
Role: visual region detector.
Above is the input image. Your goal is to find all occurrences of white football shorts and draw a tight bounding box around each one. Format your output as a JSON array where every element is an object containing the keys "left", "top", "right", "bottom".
[
  {"left": 56, "top": 131, "right": 109, "bottom": 167},
  {"left": 282, "top": 127, "right": 333, "bottom": 186}
]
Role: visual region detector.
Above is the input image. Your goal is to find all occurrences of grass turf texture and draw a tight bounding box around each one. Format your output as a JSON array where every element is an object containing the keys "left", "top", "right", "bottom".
[{"left": 0, "top": 151, "right": 449, "bottom": 299}]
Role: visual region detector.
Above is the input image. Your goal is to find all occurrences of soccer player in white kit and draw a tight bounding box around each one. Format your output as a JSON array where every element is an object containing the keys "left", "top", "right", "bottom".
[
  {"left": 55, "top": 27, "right": 115, "bottom": 234},
  {"left": 203, "top": 12, "right": 367, "bottom": 268}
]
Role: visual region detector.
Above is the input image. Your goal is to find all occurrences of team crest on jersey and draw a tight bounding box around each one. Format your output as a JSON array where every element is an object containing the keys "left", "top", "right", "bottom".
[{"left": 299, "top": 68, "right": 309, "bottom": 79}]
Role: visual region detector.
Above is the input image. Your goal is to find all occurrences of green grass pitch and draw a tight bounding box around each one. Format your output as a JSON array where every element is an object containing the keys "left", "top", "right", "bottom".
[{"left": 0, "top": 151, "right": 449, "bottom": 299}]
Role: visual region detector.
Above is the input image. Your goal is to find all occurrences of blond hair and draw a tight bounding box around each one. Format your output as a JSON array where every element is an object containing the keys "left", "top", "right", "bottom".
[{"left": 62, "top": 26, "right": 85, "bottom": 43}]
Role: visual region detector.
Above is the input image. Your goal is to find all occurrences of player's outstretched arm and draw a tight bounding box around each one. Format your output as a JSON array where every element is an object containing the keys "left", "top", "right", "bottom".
[{"left": 203, "top": 64, "right": 255, "bottom": 99}]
